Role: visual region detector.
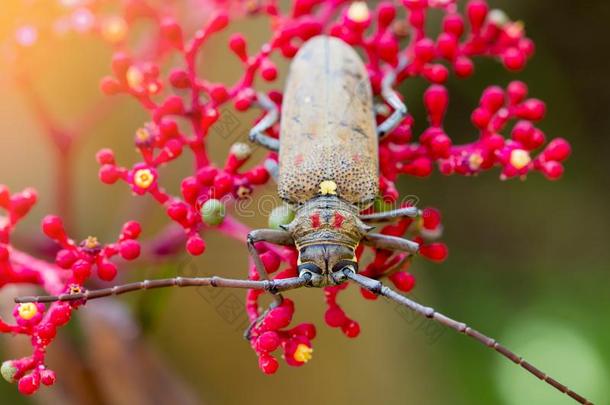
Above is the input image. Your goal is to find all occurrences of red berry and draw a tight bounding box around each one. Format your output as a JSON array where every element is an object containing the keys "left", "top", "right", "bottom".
[
  {"left": 341, "top": 321, "right": 360, "bottom": 338},
  {"left": 454, "top": 56, "right": 474, "bottom": 78},
  {"left": 98, "top": 261, "right": 118, "bottom": 281},
  {"left": 424, "top": 85, "right": 448, "bottom": 126},
  {"left": 119, "top": 239, "right": 140, "bottom": 260},
  {"left": 377, "top": 2, "right": 396, "bottom": 28},
  {"left": 49, "top": 303, "right": 71, "bottom": 326},
  {"left": 207, "top": 12, "right": 229, "bottom": 34},
  {"left": 422, "top": 207, "right": 442, "bottom": 230},
  {"left": 541, "top": 161, "right": 564, "bottom": 180},
  {"left": 229, "top": 33, "right": 248, "bottom": 61},
  {"left": 96, "top": 148, "right": 115, "bottom": 165},
  {"left": 260, "top": 251, "right": 281, "bottom": 273},
  {"left": 18, "top": 372, "right": 40, "bottom": 395},
  {"left": 169, "top": 69, "right": 190, "bottom": 88},
  {"left": 42, "top": 215, "right": 66, "bottom": 241},
  {"left": 324, "top": 306, "right": 347, "bottom": 327},
  {"left": 186, "top": 235, "right": 206, "bottom": 256},
  {"left": 262, "top": 307, "right": 292, "bottom": 330},
  {"left": 507, "top": 81, "right": 528, "bottom": 104},
  {"left": 467, "top": 0, "right": 488, "bottom": 31},
  {"left": 389, "top": 271, "right": 416, "bottom": 292},
  {"left": 261, "top": 59, "right": 278, "bottom": 81},
  {"left": 160, "top": 18, "right": 183, "bottom": 48},
  {"left": 517, "top": 99, "right": 546, "bottom": 121},
  {"left": 256, "top": 331, "right": 281, "bottom": 352},
  {"left": 122, "top": 221, "right": 142, "bottom": 239},
  {"left": 72, "top": 259, "right": 92, "bottom": 280},
  {"left": 543, "top": 138, "right": 571, "bottom": 162},
  {"left": 40, "top": 370, "right": 56, "bottom": 386},
  {"left": 443, "top": 14, "right": 464, "bottom": 37},
  {"left": 414, "top": 38, "right": 436, "bottom": 64},
  {"left": 480, "top": 86, "right": 505, "bottom": 113},
  {"left": 259, "top": 354, "right": 279, "bottom": 375},
  {"left": 56, "top": 249, "right": 77, "bottom": 269},
  {"left": 503, "top": 47, "right": 525, "bottom": 71},
  {"left": 100, "top": 77, "right": 122, "bottom": 95},
  {"left": 420, "top": 243, "right": 449, "bottom": 262}
]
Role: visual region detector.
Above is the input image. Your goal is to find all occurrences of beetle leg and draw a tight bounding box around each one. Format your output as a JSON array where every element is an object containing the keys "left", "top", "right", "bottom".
[
  {"left": 362, "top": 233, "right": 420, "bottom": 254},
  {"left": 359, "top": 206, "right": 419, "bottom": 223},
  {"left": 248, "top": 93, "right": 280, "bottom": 152},
  {"left": 377, "top": 55, "right": 408, "bottom": 139},
  {"left": 245, "top": 229, "right": 295, "bottom": 340}
]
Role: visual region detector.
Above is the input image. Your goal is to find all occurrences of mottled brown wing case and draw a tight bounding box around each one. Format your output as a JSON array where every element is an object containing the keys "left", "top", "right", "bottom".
[{"left": 278, "top": 35, "right": 378, "bottom": 207}]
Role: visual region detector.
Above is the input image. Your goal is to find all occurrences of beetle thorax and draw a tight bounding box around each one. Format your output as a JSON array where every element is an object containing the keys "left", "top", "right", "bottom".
[{"left": 287, "top": 196, "right": 369, "bottom": 253}]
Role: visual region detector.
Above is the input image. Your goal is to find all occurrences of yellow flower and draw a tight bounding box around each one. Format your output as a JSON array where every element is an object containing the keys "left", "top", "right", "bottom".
[
  {"left": 293, "top": 344, "right": 313, "bottom": 363},
  {"left": 319, "top": 180, "right": 337, "bottom": 195},
  {"left": 18, "top": 303, "right": 39, "bottom": 321},
  {"left": 510, "top": 149, "right": 531, "bottom": 170},
  {"left": 134, "top": 168, "right": 155, "bottom": 189},
  {"left": 347, "top": 2, "right": 370, "bottom": 23}
]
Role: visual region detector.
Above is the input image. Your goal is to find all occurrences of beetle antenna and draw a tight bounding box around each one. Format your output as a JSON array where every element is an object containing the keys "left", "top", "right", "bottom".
[
  {"left": 344, "top": 270, "right": 593, "bottom": 405},
  {"left": 14, "top": 275, "right": 311, "bottom": 304}
]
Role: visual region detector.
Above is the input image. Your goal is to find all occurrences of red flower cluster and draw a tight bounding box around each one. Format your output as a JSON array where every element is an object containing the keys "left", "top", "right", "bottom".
[{"left": 0, "top": 0, "right": 571, "bottom": 391}]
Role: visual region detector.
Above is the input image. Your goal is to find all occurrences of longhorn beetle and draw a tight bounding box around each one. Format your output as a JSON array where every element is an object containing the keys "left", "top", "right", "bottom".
[{"left": 16, "top": 36, "right": 592, "bottom": 404}]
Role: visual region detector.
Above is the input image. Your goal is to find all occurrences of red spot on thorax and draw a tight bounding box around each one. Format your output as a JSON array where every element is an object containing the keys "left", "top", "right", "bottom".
[
  {"left": 333, "top": 212, "right": 345, "bottom": 228},
  {"left": 294, "top": 154, "right": 304, "bottom": 166},
  {"left": 310, "top": 213, "right": 320, "bottom": 228}
]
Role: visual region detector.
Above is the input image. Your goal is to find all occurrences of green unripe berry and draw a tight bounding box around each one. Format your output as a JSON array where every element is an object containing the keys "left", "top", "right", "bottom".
[
  {"left": 200, "top": 199, "right": 225, "bottom": 226},
  {"left": 1, "top": 361, "right": 17, "bottom": 383},
  {"left": 268, "top": 204, "right": 295, "bottom": 229}
]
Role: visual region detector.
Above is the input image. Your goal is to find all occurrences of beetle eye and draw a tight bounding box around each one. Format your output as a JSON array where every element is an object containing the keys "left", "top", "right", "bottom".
[
  {"left": 298, "top": 262, "right": 323, "bottom": 275},
  {"left": 332, "top": 260, "right": 358, "bottom": 273}
]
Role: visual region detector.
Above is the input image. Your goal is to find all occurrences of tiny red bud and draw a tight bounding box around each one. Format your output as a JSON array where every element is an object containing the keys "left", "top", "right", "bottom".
[
  {"left": 40, "top": 370, "right": 56, "bottom": 387},
  {"left": 502, "top": 47, "right": 525, "bottom": 71},
  {"left": 96, "top": 148, "right": 115, "bottom": 165},
  {"left": 480, "top": 86, "right": 505, "bottom": 113},
  {"left": 414, "top": 38, "right": 436, "bottom": 64},
  {"left": 207, "top": 12, "right": 229, "bottom": 34},
  {"left": 160, "top": 18, "right": 183, "bottom": 48},
  {"left": 341, "top": 320, "right": 360, "bottom": 338},
  {"left": 541, "top": 161, "right": 564, "bottom": 180},
  {"left": 119, "top": 239, "right": 140, "bottom": 260},
  {"left": 507, "top": 81, "right": 528, "bottom": 104},
  {"left": 186, "top": 235, "right": 206, "bottom": 256},
  {"left": 454, "top": 56, "right": 474, "bottom": 78},
  {"left": 389, "top": 271, "right": 416, "bottom": 292},
  {"left": 543, "top": 138, "right": 571, "bottom": 162},
  {"left": 259, "top": 354, "right": 279, "bottom": 375},
  {"left": 122, "top": 221, "right": 142, "bottom": 239},
  {"left": 42, "top": 215, "right": 66, "bottom": 241},
  {"left": 443, "top": 14, "right": 464, "bottom": 37},
  {"left": 169, "top": 69, "right": 190, "bottom": 88},
  {"left": 56, "top": 249, "right": 77, "bottom": 269},
  {"left": 261, "top": 59, "right": 278, "bottom": 81},
  {"left": 18, "top": 372, "right": 40, "bottom": 395},
  {"left": 98, "top": 261, "right": 118, "bottom": 281},
  {"left": 420, "top": 243, "right": 449, "bottom": 262},
  {"left": 467, "top": 0, "right": 489, "bottom": 32},
  {"left": 324, "top": 306, "right": 347, "bottom": 327},
  {"left": 100, "top": 76, "right": 122, "bottom": 95},
  {"left": 229, "top": 33, "right": 248, "bottom": 61},
  {"left": 256, "top": 331, "right": 281, "bottom": 352},
  {"left": 377, "top": 2, "right": 396, "bottom": 28},
  {"left": 424, "top": 85, "right": 449, "bottom": 126}
]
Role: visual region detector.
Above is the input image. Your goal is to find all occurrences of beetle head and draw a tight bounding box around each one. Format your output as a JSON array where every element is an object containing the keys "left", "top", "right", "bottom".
[{"left": 297, "top": 243, "right": 357, "bottom": 287}]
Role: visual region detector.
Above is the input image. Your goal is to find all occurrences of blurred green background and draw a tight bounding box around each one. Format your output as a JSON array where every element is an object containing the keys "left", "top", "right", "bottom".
[{"left": 0, "top": 1, "right": 609, "bottom": 404}]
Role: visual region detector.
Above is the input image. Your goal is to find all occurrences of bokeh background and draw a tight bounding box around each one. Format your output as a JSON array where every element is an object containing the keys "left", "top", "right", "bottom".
[{"left": 1, "top": 1, "right": 609, "bottom": 404}]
